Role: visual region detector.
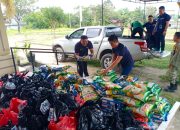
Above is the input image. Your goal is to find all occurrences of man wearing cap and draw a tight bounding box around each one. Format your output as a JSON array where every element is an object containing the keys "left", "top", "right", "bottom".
[
  {"left": 75, "top": 35, "right": 94, "bottom": 77},
  {"left": 153, "top": 6, "right": 171, "bottom": 54}
]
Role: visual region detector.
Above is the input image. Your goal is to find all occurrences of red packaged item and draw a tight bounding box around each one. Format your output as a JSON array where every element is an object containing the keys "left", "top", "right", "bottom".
[
  {"left": 133, "top": 112, "right": 149, "bottom": 123},
  {"left": 48, "top": 116, "right": 77, "bottom": 130},
  {"left": 0, "top": 81, "right": 3, "bottom": 87},
  {"left": 10, "top": 98, "right": 27, "bottom": 113},
  {"left": 48, "top": 121, "right": 57, "bottom": 130},
  {"left": 75, "top": 94, "right": 85, "bottom": 106},
  {"left": 0, "top": 108, "right": 18, "bottom": 127}
]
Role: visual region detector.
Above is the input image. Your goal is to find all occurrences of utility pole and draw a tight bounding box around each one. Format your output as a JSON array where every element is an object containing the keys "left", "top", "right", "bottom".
[
  {"left": 177, "top": 2, "right": 180, "bottom": 32},
  {"left": 101, "top": 0, "right": 104, "bottom": 26},
  {"left": 143, "top": 2, "right": 146, "bottom": 23},
  {"left": 79, "top": 6, "right": 82, "bottom": 27},
  {"left": 68, "top": 13, "right": 71, "bottom": 28}
]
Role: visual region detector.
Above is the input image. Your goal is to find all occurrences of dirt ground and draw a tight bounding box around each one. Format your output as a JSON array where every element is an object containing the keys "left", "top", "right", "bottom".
[{"left": 12, "top": 43, "right": 180, "bottom": 103}]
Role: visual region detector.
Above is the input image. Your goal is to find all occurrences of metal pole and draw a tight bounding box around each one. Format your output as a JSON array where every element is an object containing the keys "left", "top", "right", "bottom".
[
  {"left": 10, "top": 47, "right": 17, "bottom": 73},
  {"left": 102, "top": 0, "right": 104, "bottom": 26},
  {"left": 143, "top": 2, "right": 146, "bottom": 23},
  {"left": 30, "top": 51, "right": 35, "bottom": 71},
  {"left": 69, "top": 13, "right": 71, "bottom": 28},
  {"left": 79, "top": 6, "right": 82, "bottom": 27},
  {"left": 176, "top": 7, "right": 180, "bottom": 32},
  {"left": 56, "top": 50, "right": 59, "bottom": 65}
]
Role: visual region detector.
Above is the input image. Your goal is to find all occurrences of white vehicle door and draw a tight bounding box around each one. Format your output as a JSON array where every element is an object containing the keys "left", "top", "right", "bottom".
[
  {"left": 85, "top": 28, "right": 103, "bottom": 56},
  {"left": 64, "top": 29, "right": 85, "bottom": 53}
]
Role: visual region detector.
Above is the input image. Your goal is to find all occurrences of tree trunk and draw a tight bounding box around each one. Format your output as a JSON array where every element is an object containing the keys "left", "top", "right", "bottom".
[{"left": 17, "top": 22, "right": 21, "bottom": 33}]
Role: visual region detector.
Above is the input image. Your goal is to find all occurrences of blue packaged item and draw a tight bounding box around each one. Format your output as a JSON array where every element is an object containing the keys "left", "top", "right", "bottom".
[
  {"left": 91, "top": 82, "right": 106, "bottom": 96},
  {"left": 101, "top": 97, "right": 124, "bottom": 112}
]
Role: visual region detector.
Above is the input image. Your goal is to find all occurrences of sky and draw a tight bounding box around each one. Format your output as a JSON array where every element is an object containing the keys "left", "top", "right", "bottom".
[{"left": 36, "top": 0, "right": 179, "bottom": 14}]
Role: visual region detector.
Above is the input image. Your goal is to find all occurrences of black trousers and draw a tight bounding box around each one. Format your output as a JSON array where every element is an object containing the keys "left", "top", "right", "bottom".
[
  {"left": 146, "top": 33, "right": 155, "bottom": 49},
  {"left": 154, "top": 32, "right": 165, "bottom": 52},
  {"left": 77, "top": 61, "right": 89, "bottom": 77},
  {"left": 131, "top": 27, "right": 143, "bottom": 39}
]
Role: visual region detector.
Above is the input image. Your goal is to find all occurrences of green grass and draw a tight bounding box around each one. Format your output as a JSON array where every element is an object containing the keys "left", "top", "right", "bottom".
[
  {"left": 160, "top": 92, "right": 180, "bottom": 105},
  {"left": 135, "top": 40, "right": 174, "bottom": 69},
  {"left": 7, "top": 27, "right": 74, "bottom": 36},
  {"left": 88, "top": 60, "right": 101, "bottom": 67}
]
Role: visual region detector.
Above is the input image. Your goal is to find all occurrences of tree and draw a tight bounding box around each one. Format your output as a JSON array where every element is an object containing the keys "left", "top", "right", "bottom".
[
  {"left": 103, "top": 0, "right": 115, "bottom": 25},
  {"left": 146, "top": 6, "right": 157, "bottom": 18},
  {"left": 14, "top": 0, "right": 36, "bottom": 33},
  {"left": 41, "top": 7, "right": 66, "bottom": 37},
  {"left": 23, "top": 12, "right": 49, "bottom": 29}
]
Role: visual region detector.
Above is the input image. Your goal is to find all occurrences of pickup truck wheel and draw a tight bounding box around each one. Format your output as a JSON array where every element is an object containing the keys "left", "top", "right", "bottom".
[
  {"left": 100, "top": 53, "right": 112, "bottom": 69},
  {"left": 54, "top": 46, "right": 65, "bottom": 62}
]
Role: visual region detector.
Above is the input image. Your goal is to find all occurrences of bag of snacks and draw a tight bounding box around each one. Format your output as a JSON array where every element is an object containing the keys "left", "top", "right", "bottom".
[
  {"left": 81, "top": 86, "right": 98, "bottom": 101},
  {"left": 113, "top": 95, "right": 142, "bottom": 107},
  {"left": 131, "top": 103, "right": 154, "bottom": 117}
]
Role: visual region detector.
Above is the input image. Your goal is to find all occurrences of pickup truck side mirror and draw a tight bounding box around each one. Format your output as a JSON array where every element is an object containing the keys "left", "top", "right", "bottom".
[{"left": 65, "top": 35, "right": 69, "bottom": 39}]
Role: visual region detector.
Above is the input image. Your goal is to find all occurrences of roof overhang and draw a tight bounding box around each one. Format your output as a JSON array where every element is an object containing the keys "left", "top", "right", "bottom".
[{"left": 121, "top": 0, "right": 179, "bottom": 3}]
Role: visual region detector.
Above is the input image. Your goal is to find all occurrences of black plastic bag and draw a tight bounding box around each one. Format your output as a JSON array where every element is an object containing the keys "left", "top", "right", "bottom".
[{"left": 77, "top": 100, "right": 106, "bottom": 130}]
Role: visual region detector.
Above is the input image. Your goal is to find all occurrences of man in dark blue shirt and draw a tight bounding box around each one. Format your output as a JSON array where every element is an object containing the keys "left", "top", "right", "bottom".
[
  {"left": 153, "top": 6, "right": 171, "bottom": 53},
  {"left": 101, "top": 35, "right": 134, "bottom": 76},
  {"left": 75, "top": 35, "right": 94, "bottom": 77},
  {"left": 143, "top": 15, "right": 156, "bottom": 49}
]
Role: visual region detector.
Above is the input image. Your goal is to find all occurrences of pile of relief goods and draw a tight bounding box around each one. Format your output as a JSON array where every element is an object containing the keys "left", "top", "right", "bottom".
[{"left": 0, "top": 65, "right": 171, "bottom": 130}]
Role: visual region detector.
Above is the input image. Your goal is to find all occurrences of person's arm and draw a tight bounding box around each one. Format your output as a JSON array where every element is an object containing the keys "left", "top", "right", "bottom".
[
  {"left": 170, "top": 45, "right": 180, "bottom": 68},
  {"left": 112, "top": 53, "right": 116, "bottom": 62},
  {"left": 101, "top": 56, "right": 122, "bottom": 74},
  {"left": 88, "top": 42, "right": 94, "bottom": 57},
  {"left": 143, "top": 23, "right": 147, "bottom": 33},
  {"left": 90, "top": 48, "right": 94, "bottom": 55},
  {"left": 131, "top": 23, "right": 133, "bottom": 32},
  {"left": 74, "top": 44, "right": 80, "bottom": 59},
  {"left": 163, "top": 15, "right": 171, "bottom": 35},
  {"left": 163, "top": 21, "right": 170, "bottom": 35}
]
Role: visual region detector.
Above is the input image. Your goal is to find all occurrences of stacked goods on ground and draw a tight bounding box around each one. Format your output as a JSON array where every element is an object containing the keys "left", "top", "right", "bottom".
[{"left": 0, "top": 66, "right": 171, "bottom": 130}]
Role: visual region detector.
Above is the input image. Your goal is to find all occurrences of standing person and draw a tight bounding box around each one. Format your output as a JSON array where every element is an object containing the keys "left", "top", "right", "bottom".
[
  {"left": 100, "top": 35, "right": 134, "bottom": 76},
  {"left": 75, "top": 35, "right": 94, "bottom": 77},
  {"left": 143, "top": 15, "right": 156, "bottom": 50},
  {"left": 164, "top": 32, "right": 180, "bottom": 92},
  {"left": 131, "top": 21, "right": 144, "bottom": 39},
  {"left": 153, "top": 6, "right": 171, "bottom": 54}
]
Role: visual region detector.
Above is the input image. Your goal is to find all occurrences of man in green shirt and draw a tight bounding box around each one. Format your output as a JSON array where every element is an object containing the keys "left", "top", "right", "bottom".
[{"left": 131, "top": 21, "right": 144, "bottom": 39}]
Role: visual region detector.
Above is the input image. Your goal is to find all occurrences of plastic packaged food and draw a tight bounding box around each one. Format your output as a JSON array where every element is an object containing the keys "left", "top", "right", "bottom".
[
  {"left": 113, "top": 95, "right": 142, "bottom": 107},
  {"left": 81, "top": 86, "right": 98, "bottom": 101},
  {"left": 146, "top": 82, "right": 162, "bottom": 95},
  {"left": 126, "top": 76, "right": 139, "bottom": 82},
  {"left": 131, "top": 103, "right": 154, "bottom": 117},
  {"left": 154, "top": 97, "right": 171, "bottom": 115},
  {"left": 104, "top": 82, "right": 121, "bottom": 90}
]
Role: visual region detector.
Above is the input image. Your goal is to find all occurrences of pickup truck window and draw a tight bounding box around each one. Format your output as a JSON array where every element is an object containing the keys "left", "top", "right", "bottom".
[
  {"left": 86, "top": 28, "right": 102, "bottom": 38},
  {"left": 105, "top": 27, "right": 123, "bottom": 37},
  {"left": 69, "top": 29, "right": 84, "bottom": 39}
]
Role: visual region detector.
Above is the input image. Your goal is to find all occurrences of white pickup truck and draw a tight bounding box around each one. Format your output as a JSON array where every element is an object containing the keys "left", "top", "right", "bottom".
[{"left": 52, "top": 26, "right": 150, "bottom": 68}]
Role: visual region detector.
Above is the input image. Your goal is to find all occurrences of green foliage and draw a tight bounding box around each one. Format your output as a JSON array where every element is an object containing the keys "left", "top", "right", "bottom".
[
  {"left": 41, "top": 7, "right": 66, "bottom": 29},
  {"left": 23, "top": 12, "right": 49, "bottom": 29},
  {"left": 23, "top": 41, "right": 31, "bottom": 55},
  {"left": 24, "top": 7, "right": 67, "bottom": 29},
  {"left": 23, "top": 0, "right": 159, "bottom": 29},
  {"left": 14, "top": 0, "right": 37, "bottom": 32},
  {"left": 145, "top": 6, "right": 157, "bottom": 18}
]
